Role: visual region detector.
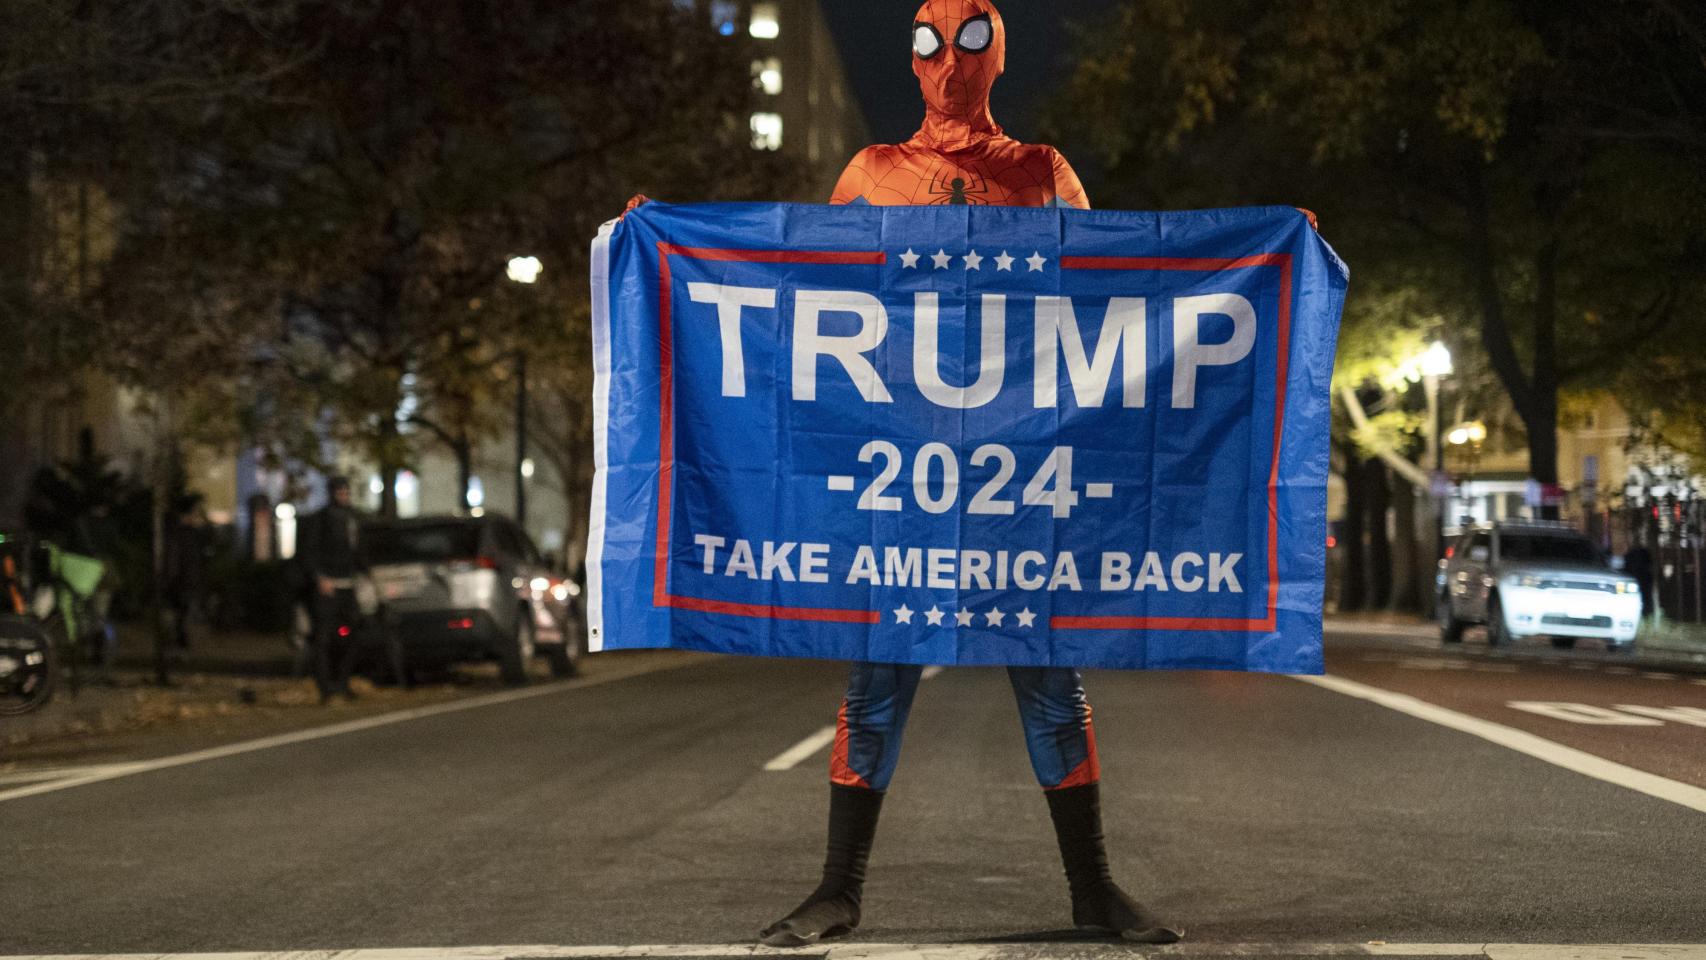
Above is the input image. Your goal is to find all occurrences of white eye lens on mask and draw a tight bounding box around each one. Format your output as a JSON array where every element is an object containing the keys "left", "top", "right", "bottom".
[
  {"left": 913, "top": 24, "right": 943, "bottom": 58},
  {"left": 955, "top": 16, "right": 992, "bottom": 52}
]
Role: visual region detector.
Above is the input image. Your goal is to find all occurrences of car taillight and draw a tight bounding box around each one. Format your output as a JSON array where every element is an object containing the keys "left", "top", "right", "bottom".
[
  {"left": 337, "top": 626, "right": 352, "bottom": 638},
  {"left": 1445, "top": 546, "right": 1455, "bottom": 559},
  {"left": 448, "top": 617, "right": 475, "bottom": 630},
  {"left": 474, "top": 556, "right": 498, "bottom": 570}
]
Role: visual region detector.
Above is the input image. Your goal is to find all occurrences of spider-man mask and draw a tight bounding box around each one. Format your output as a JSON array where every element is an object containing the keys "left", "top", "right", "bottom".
[{"left": 911, "top": 0, "right": 1005, "bottom": 142}]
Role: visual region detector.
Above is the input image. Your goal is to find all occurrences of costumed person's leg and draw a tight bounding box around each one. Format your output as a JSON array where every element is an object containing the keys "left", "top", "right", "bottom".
[
  {"left": 760, "top": 661, "right": 924, "bottom": 946},
  {"left": 1008, "top": 666, "right": 1183, "bottom": 944}
]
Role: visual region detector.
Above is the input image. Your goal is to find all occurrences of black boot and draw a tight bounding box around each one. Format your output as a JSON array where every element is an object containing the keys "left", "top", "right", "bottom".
[
  {"left": 760, "top": 783, "right": 885, "bottom": 946},
  {"left": 1045, "top": 782, "right": 1183, "bottom": 944}
]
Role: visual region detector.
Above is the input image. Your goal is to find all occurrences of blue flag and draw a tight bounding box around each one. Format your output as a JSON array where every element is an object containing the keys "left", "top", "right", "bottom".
[{"left": 587, "top": 201, "right": 1346, "bottom": 673}]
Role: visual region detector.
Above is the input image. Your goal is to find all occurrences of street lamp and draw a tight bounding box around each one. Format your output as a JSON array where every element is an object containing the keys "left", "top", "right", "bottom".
[
  {"left": 1448, "top": 421, "right": 1487, "bottom": 522},
  {"left": 506, "top": 255, "right": 542, "bottom": 528},
  {"left": 1417, "top": 342, "right": 1453, "bottom": 585}
]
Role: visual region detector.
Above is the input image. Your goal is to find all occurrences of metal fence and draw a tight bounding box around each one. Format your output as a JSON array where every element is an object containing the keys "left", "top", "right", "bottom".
[{"left": 1654, "top": 546, "right": 1705, "bottom": 625}]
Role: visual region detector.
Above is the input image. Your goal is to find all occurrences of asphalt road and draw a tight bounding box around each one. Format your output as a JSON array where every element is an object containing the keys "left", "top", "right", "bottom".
[{"left": 1, "top": 629, "right": 1703, "bottom": 954}]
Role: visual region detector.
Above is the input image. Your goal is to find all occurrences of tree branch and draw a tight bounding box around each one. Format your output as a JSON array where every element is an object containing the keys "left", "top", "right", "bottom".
[{"left": 1338, "top": 385, "right": 1431, "bottom": 491}]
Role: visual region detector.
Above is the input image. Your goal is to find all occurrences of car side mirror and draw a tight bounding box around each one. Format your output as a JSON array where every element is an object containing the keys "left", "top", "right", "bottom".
[{"left": 1469, "top": 546, "right": 1490, "bottom": 563}]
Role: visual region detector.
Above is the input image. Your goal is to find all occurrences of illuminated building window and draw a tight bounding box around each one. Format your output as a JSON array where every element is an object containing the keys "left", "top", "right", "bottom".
[
  {"left": 751, "top": 112, "right": 783, "bottom": 150},
  {"left": 710, "top": 0, "right": 737, "bottom": 36},
  {"left": 750, "top": 3, "right": 780, "bottom": 39},
  {"left": 753, "top": 57, "right": 782, "bottom": 95}
]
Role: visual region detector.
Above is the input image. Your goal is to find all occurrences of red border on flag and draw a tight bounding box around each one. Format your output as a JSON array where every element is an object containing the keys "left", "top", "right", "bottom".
[
  {"left": 654, "top": 244, "right": 887, "bottom": 625},
  {"left": 1051, "top": 253, "right": 1292, "bottom": 633},
  {"left": 650, "top": 244, "right": 1293, "bottom": 632}
]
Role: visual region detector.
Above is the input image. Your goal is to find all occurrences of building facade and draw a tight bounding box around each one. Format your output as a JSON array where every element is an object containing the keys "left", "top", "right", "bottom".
[{"left": 705, "top": 0, "right": 872, "bottom": 198}]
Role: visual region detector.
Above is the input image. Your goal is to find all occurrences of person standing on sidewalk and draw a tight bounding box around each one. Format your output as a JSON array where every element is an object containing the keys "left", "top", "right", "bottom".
[{"left": 297, "top": 477, "right": 364, "bottom": 703}]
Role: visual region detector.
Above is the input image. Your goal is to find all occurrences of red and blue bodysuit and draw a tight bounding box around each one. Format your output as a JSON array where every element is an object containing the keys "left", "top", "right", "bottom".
[
  {"left": 825, "top": 0, "right": 1097, "bottom": 797},
  {"left": 762, "top": 1, "right": 1180, "bottom": 947}
]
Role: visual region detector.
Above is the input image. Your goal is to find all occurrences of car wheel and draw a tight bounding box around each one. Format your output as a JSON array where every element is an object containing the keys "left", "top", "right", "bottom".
[
  {"left": 499, "top": 611, "right": 534, "bottom": 687},
  {"left": 1550, "top": 636, "right": 1576, "bottom": 650},
  {"left": 546, "top": 611, "right": 583, "bottom": 679},
  {"left": 1438, "top": 595, "right": 1464, "bottom": 644},
  {"left": 1485, "top": 595, "right": 1511, "bottom": 647},
  {"left": 1606, "top": 641, "right": 1633, "bottom": 654}
]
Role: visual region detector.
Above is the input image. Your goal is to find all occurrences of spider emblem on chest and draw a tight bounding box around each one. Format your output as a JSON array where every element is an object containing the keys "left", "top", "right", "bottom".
[{"left": 926, "top": 169, "right": 990, "bottom": 205}]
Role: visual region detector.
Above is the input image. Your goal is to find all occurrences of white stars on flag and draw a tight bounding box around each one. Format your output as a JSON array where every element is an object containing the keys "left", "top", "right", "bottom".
[
  {"left": 890, "top": 604, "right": 1038, "bottom": 629},
  {"left": 898, "top": 249, "right": 1045, "bottom": 272}
]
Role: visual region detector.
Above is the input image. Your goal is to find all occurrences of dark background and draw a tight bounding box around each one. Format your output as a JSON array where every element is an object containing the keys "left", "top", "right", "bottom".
[{"left": 823, "top": 1, "right": 1120, "bottom": 144}]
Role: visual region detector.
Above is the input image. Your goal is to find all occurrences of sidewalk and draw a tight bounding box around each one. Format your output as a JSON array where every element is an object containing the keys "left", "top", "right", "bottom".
[
  {"left": 2, "top": 621, "right": 485, "bottom": 759},
  {"left": 1326, "top": 612, "right": 1706, "bottom": 673}
]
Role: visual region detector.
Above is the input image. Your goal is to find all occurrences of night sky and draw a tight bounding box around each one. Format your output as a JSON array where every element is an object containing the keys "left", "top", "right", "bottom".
[{"left": 820, "top": 2, "right": 1119, "bottom": 146}]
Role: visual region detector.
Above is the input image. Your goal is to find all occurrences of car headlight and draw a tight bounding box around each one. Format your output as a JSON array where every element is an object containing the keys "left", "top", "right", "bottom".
[
  {"left": 1615, "top": 581, "right": 1639, "bottom": 594},
  {"left": 1510, "top": 574, "right": 1543, "bottom": 588}
]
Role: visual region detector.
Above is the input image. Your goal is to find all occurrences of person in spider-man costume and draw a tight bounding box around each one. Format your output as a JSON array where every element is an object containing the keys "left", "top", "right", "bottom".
[{"left": 759, "top": 0, "right": 1183, "bottom": 947}]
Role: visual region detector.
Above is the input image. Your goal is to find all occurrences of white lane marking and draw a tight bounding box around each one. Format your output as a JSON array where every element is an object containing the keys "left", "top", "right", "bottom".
[
  {"left": 1617, "top": 705, "right": 1706, "bottom": 727},
  {"left": 1643, "top": 672, "right": 1679, "bottom": 681},
  {"left": 0, "top": 763, "right": 146, "bottom": 786},
  {"left": 1487, "top": 948, "right": 1706, "bottom": 960},
  {"left": 1506, "top": 702, "right": 1663, "bottom": 725},
  {"left": 8, "top": 945, "right": 1706, "bottom": 960},
  {"left": 0, "top": 658, "right": 701, "bottom": 805},
  {"left": 1296, "top": 674, "right": 1706, "bottom": 815},
  {"left": 762, "top": 726, "right": 836, "bottom": 771}
]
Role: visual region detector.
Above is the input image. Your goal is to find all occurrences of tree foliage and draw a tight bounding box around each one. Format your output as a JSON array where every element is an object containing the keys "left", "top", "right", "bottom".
[
  {"left": 6, "top": 0, "right": 802, "bottom": 523},
  {"left": 1053, "top": 0, "right": 1706, "bottom": 487}
]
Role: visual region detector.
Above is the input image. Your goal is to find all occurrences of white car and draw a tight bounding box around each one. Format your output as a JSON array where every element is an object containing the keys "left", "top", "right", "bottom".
[{"left": 1438, "top": 521, "right": 1641, "bottom": 651}]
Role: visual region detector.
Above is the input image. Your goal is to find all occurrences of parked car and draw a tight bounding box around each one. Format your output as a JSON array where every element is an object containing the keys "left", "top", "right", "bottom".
[
  {"left": 363, "top": 515, "right": 583, "bottom": 684},
  {"left": 1437, "top": 520, "right": 1641, "bottom": 651}
]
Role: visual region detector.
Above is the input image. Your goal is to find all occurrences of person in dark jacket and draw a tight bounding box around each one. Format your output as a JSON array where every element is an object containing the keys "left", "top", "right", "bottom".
[
  {"left": 160, "top": 495, "right": 207, "bottom": 651},
  {"left": 1624, "top": 537, "right": 1655, "bottom": 620},
  {"left": 297, "top": 477, "right": 364, "bottom": 702}
]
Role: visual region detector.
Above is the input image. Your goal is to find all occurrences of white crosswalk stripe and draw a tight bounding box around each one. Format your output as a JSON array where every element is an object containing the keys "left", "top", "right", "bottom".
[{"left": 6, "top": 944, "right": 1706, "bottom": 960}]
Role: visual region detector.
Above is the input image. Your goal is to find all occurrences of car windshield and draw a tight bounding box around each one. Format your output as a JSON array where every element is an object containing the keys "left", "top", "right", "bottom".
[
  {"left": 364, "top": 523, "right": 480, "bottom": 565},
  {"left": 1500, "top": 533, "right": 1598, "bottom": 565}
]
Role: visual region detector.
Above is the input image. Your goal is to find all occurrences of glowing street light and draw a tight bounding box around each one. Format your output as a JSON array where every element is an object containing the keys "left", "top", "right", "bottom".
[
  {"left": 1419, "top": 341, "right": 1453, "bottom": 378},
  {"left": 1448, "top": 422, "right": 1488, "bottom": 446},
  {"left": 506, "top": 256, "right": 543, "bottom": 285}
]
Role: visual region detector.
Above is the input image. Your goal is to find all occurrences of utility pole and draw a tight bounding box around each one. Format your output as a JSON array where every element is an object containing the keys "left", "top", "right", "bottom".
[{"left": 515, "top": 350, "right": 528, "bottom": 530}]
